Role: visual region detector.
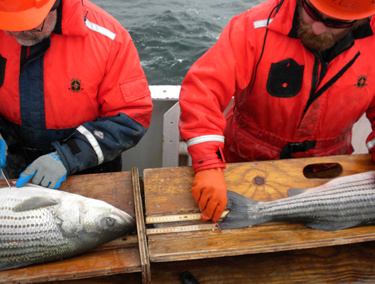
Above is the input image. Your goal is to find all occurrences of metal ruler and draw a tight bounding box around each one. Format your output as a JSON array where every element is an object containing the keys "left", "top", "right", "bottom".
[
  {"left": 146, "top": 211, "right": 229, "bottom": 235},
  {"left": 147, "top": 224, "right": 218, "bottom": 235},
  {"left": 146, "top": 210, "right": 229, "bottom": 224},
  {"left": 146, "top": 213, "right": 202, "bottom": 224}
]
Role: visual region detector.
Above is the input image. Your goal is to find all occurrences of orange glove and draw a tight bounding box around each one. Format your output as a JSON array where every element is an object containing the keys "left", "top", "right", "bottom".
[{"left": 192, "top": 168, "right": 227, "bottom": 222}]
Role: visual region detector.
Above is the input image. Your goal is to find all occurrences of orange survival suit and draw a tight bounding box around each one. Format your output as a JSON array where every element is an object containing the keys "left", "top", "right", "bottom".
[
  {"left": 179, "top": 0, "right": 375, "bottom": 173},
  {"left": 0, "top": 0, "right": 153, "bottom": 177}
]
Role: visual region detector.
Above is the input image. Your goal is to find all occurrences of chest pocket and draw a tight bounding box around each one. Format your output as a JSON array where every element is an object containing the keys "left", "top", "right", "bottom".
[
  {"left": 0, "top": 55, "right": 6, "bottom": 88},
  {"left": 267, "top": 58, "right": 304, "bottom": 98}
]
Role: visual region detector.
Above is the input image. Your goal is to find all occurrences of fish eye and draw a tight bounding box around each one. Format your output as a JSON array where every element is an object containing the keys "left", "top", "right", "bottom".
[{"left": 106, "top": 217, "right": 116, "bottom": 227}]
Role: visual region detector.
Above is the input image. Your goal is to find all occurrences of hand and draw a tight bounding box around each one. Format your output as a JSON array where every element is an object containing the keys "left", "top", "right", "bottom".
[
  {"left": 16, "top": 151, "right": 67, "bottom": 189},
  {"left": 0, "top": 134, "right": 7, "bottom": 168},
  {"left": 191, "top": 168, "right": 227, "bottom": 222}
]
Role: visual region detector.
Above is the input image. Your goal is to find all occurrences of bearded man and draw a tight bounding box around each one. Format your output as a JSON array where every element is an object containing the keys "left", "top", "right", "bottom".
[{"left": 178, "top": 0, "right": 375, "bottom": 222}]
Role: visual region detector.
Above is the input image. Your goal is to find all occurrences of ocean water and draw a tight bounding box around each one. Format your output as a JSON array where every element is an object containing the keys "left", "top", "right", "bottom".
[{"left": 90, "top": 0, "right": 262, "bottom": 85}]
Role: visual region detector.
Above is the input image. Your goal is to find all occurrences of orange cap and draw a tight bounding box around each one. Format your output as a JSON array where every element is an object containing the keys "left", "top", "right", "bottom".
[
  {"left": 0, "top": 0, "right": 56, "bottom": 31},
  {"left": 310, "top": 0, "right": 375, "bottom": 20}
]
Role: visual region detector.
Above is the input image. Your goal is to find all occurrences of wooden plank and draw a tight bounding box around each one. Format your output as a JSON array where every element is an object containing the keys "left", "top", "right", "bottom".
[
  {"left": 45, "top": 241, "right": 375, "bottom": 283},
  {"left": 60, "top": 171, "right": 135, "bottom": 217},
  {"left": 132, "top": 168, "right": 151, "bottom": 284},
  {"left": 149, "top": 241, "right": 375, "bottom": 283},
  {"left": 48, "top": 273, "right": 142, "bottom": 284},
  {"left": 0, "top": 172, "right": 142, "bottom": 283},
  {"left": 147, "top": 223, "right": 375, "bottom": 262},
  {"left": 143, "top": 154, "right": 375, "bottom": 262},
  {"left": 144, "top": 154, "right": 375, "bottom": 216},
  {"left": 0, "top": 248, "right": 141, "bottom": 283}
]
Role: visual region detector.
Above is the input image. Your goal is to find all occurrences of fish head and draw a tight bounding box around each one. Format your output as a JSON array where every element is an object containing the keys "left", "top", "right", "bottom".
[
  {"left": 98, "top": 207, "right": 136, "bottom": 235},
  {"left": 54, "top": 193, "right": 136, "bottom": 247},
  {"left": 79, "top": 198, "right": 136, "bottom": 240}
]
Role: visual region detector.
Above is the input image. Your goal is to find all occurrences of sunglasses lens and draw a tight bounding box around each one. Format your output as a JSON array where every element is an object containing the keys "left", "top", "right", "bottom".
[
  {"left": 302, "top": 0, "right": 356, "bottom": 28},
  {"left": 325, "top": 21, "right": 354, "bottom": 28},
  {"left": 302, "top": 0, "right": 320, "bottom": 21}
]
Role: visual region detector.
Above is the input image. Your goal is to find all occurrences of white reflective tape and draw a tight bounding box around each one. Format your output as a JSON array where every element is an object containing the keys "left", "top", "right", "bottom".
[
  {"left": 254, "top": 18, "right": 274, "bottom": 29},
  {"left": 187, "top": 135, "right": 225, "bottom": 147},
  {"left": 367, "top": 138, "right": 375, "bottom": 150},
  {"left": 85, "top": 19, "right": 116, "bottom": 40},
  {"left": 76, "top": 126, "right": 104, "bottom": 165}
]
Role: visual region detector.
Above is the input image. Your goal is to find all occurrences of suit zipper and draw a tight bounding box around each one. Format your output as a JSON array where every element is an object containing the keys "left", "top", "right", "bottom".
[{"left": 300, "top": 51, "right": 360, "bottom": 122}]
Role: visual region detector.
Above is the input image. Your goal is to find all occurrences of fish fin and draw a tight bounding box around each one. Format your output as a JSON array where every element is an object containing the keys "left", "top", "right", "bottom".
[
  {"left": 225, "top": 190, "right": 258, "bottom": 209},
  {"left": 221, "top": 190, "right": 267, "bottom": 229},
  {"left": 13, "top": 196, "right": 59, "bottom": 212},
  {"left": 306, "top": 221, "right": 362, "bottom": 231},
  {"left": 287, "top": 188, "right": 309, "bottom": 197}
]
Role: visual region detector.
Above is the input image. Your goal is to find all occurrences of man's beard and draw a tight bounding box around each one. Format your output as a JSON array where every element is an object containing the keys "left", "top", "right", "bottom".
[
  {"left": 297, "top": 5, "right": 366, "bottom": 51},
  {"left": 7, "top": 31, "right": 45, "bottom": 47},
  {"left": 5, "top": 11, "right": 57, "bottom": 47}
]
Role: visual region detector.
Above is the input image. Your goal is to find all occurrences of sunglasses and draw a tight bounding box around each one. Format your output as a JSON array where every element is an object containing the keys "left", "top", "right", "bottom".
[
  {"left": 302, "top": 0, "right": 357, "bottom": 29},
  {"left": 28, "top": 19, "right": 46, "bottom": 32},
  {"left": 28, "top": 0, "right": 60, "bottom": 32}
]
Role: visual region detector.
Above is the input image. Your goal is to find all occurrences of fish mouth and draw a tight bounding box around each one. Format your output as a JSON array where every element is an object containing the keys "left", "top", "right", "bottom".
[{"left": 112, "top": 208, "right": 136, "bottom": 228}]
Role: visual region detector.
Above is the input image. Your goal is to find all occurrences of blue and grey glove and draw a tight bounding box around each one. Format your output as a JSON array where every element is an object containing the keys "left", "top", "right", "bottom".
[
  {"left": 16, "top": 151, "right": 67, "bottom": 189},
  {"left": 0, "top": 134, "right": 6, "bottom": 168}
]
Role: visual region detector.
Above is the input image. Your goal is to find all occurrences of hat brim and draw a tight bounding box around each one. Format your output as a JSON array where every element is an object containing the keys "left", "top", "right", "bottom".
[
  {"left": 311, "top": 0, "right": 375, "bottom": 20},
  {"left": 0, "top": 0, "right": 55, "bottom": 31}
]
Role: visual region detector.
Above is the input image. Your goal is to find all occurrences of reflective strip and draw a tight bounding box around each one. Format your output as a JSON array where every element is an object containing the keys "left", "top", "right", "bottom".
[
  {"left": 187, "top": 135, "right": 225, "bottom": 147},
  {"left": 254, "top": 18, "right": 274, "bottom": 29},
  {"left": 367, "top": 138, "right": 375, "bottom": 150},
  {"left": 77, "top": 126, "right": 104, "bottom": 165},
  {"left": 85, "top": 19, "right": 116, "bottom": 40}
]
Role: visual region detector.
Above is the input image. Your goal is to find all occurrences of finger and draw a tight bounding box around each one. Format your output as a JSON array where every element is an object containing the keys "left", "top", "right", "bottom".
[
  {"left": 30, "top": 170, "right": 46, "bottom": 185},
  {"left": 0, "top": 141, "right": 7, "bottom": 168},
  {"left": 40, "top": 176, "right": 52, "bottom": 188},
  {"left": 201, "top": 211, "right": 210, "bottom": 221},
  {"left": 52, "top": 175, "right": 66, "bottom": 189},
  {"left": 191, "top": 185, "right": 203, "bottom": 204},
  {"left": 201, "top": 200, "right": 218, "bottom": 221},
  {"left": 0, "top": 158, "right": 6, "bottom": 168},
  {"left": 211, "top": 203, "right": 225, "bottom": 222},
  {"left": 15, "top": 170, "right": 37, "bottom": 187},
  {"left": 21, "top": 164, "right": 38, "bottom": 176},
  {"left": 197, "top": 192, "right": 210, "bottom": 213}
]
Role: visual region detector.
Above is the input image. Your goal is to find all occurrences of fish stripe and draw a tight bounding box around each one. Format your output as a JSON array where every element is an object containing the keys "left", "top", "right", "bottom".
[
  {"left": 0, "top": 186, "right": 135, "bottom": 270},
  {"left": 222, "top": 171, "right": 375, "bottom": 231},
  {"left": 257, "top": 178, "right": 375, "bottom": 223}
]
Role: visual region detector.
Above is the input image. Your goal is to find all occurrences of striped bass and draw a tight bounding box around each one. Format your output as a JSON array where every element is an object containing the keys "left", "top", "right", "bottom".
[
  {"left": 221, "top": 171, "right": 375, "bottom": 231},
  {"left": 0, "top": 185, "right": 136, "bottom": 271}
]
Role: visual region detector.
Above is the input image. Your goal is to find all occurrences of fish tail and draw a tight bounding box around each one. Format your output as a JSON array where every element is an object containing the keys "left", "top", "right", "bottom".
[{"left": 221, "top": 190, "right": 267, "bottom": 229}]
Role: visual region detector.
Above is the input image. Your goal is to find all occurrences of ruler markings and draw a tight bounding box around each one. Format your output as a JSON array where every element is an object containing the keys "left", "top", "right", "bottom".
[
  {"left": 146, "top": 210, "right": 229, "bottom": 224},
  {"left": 147, "top": 224, "right": 217, "bottom": 235}
]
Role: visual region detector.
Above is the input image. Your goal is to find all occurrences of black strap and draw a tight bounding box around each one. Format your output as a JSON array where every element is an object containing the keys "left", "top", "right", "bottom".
[{"left": 280, "top": 140, "right": 317, "bottom": 159}]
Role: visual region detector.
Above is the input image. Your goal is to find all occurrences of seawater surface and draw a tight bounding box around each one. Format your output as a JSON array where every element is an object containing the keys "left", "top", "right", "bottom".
[{"left": 90, "top": 0, "right": 262, "bottom": 85}]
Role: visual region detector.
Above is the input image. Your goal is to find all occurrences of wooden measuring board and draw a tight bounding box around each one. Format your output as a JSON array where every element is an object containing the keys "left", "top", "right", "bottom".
[
  {"left": 148, "top": 241, "right": 375, "bottom": 283},
  {"left": 0, "top": 170, "right": 148, "bottom": 283},
  {"left": 143, "top": 154, "right": 375, "bottom": 263}
]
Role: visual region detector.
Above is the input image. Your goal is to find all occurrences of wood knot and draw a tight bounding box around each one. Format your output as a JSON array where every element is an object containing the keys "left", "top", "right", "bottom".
[{"left": 253, "top": 176, "right": 265, "bottom": 186}]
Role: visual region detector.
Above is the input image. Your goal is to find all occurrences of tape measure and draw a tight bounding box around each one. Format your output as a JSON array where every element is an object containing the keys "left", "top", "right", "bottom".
[
  {"left": 147, "top": 224, "right": 218, "bottom": 235},
  {"left": 146, "top": 210, "right": 229, "bottom": 224},
  {"left": 146, "top": 213, "right": 202, "bottom": 224}
]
